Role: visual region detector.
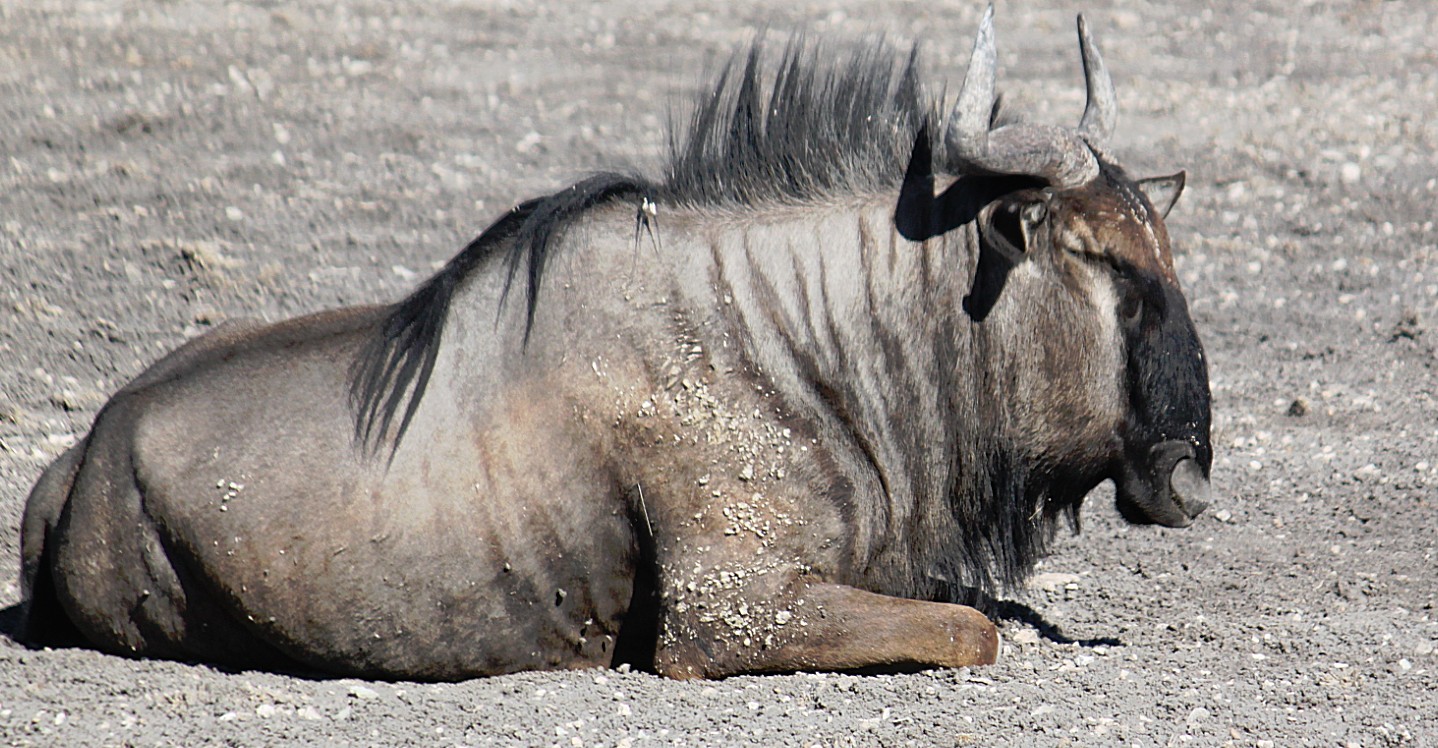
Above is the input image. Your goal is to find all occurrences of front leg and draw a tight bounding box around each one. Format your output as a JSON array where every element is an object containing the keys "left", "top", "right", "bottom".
[
  {"left": 653, "top": 575, "right": 1000, "bottom": 679},
  {"left": 614, "top": 367, "right": 999, "bottom": 678}
]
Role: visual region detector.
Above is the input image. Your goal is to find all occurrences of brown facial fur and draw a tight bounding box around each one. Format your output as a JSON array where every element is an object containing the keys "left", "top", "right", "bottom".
[{"left": 1050, "top": 164, "right": 1180, "bottom": 285}]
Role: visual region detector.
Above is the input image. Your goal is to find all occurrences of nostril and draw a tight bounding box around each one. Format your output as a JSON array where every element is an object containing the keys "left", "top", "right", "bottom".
[{"left": 1168, "top": 456, "right": 1212, "bottom": 518}]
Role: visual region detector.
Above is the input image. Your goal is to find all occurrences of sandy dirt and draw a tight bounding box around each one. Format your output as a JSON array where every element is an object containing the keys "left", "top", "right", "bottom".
[{"left": 2, "top": 0, "right": 1436, "bottom": 745}]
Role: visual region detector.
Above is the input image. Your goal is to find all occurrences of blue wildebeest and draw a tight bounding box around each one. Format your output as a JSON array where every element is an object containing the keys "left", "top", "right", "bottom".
[{"left": 19, "top": 9, "right": 1211, "bottom": 680}]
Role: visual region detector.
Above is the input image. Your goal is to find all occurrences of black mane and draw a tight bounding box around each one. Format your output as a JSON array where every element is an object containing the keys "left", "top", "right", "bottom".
[
  {"left": 661, "top": 37, "right": 944, "bottom": 206},
  {"left": 351, "top": 36, "right": 957, "bottom": 455}
]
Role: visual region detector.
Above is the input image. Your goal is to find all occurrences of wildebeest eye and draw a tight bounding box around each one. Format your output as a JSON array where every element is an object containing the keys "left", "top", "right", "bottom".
[
  {"left": 983, "top": 198, "right": 1046, "bottom": 263},
  {"left": 1107, "top": 257, "right": 1165, "bottom": 328},
  {"left": 1119, "top": 282, "right": 1144, "bottom": 326}
]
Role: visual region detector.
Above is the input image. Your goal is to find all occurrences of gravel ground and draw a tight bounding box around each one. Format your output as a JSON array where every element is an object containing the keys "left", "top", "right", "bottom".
[{"left": 2, "top": 1, "right": 1436, "bottom": 745}]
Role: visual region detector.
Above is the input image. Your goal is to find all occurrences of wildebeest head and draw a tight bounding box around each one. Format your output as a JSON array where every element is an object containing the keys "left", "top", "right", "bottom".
[
  {"left": 922, "top": 8, "right": 1213, "bottom": 529},
  {"left": 993, "top": 165, "right": 1214, "bottom": 529}
]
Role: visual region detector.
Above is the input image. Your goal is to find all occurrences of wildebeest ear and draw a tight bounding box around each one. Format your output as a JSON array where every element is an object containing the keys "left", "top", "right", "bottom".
[
  {"left": 1136, "top": 171, "right": 1185, "bottom": 219},
  {"left": 1018, "top": 201, "right": 1048, "bottom": 248},
  {"left": 981, "top": 198, "right": 1045, "bottom": 264},
  {"left": 965, "top": 197, "right": 1045, "bottom": 322}
]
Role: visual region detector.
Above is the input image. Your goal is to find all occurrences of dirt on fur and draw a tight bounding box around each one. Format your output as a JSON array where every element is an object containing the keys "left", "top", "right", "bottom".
[{"left": 1, "top": 1, "right": 1435, "bottom": 745}]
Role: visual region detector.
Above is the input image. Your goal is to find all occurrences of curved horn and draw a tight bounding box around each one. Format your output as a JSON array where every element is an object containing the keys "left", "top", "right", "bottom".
[
  {"left": 976, "top": 124, "right": 1099, "bottom": 187},
  {"left": 945, "top": 3, "right": 996, "bottom": 161},
  {"left": 946, "top": 7, "right": 1101, "bottom": 189},
  {"left": 1076, "top": 14, "right": 1117, "bottom": 143}
]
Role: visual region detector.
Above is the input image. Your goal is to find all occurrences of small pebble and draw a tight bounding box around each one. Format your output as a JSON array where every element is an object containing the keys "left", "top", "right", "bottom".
[
  {"left": 1354, "top": 464, "right": 1380, "bottom": 480},
  {"left": 1011, "top": 629, "right": 1041, "bottom": 646},
  {"left": 348, "top": 685, "right": 379, "bottom": 700}
]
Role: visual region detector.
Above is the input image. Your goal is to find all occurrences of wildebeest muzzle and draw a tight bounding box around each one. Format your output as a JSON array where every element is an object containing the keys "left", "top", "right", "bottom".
[{"left": 1114, "top": 439, "right": 1212, "bottom": 528}]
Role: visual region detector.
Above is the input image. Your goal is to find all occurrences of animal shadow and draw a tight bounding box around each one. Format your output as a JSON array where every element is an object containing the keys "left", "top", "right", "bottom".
[
  {"left": 961, "top": 590, "right": 1123, "bottom": 648},
  {"left": 0, "top": 603, "right": 20, "bottom": 642}
]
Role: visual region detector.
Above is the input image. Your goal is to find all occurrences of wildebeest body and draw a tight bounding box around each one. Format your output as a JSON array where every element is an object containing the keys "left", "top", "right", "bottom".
[{"left": 21, "top": 10, "right": 1213, "bottom": 680}]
